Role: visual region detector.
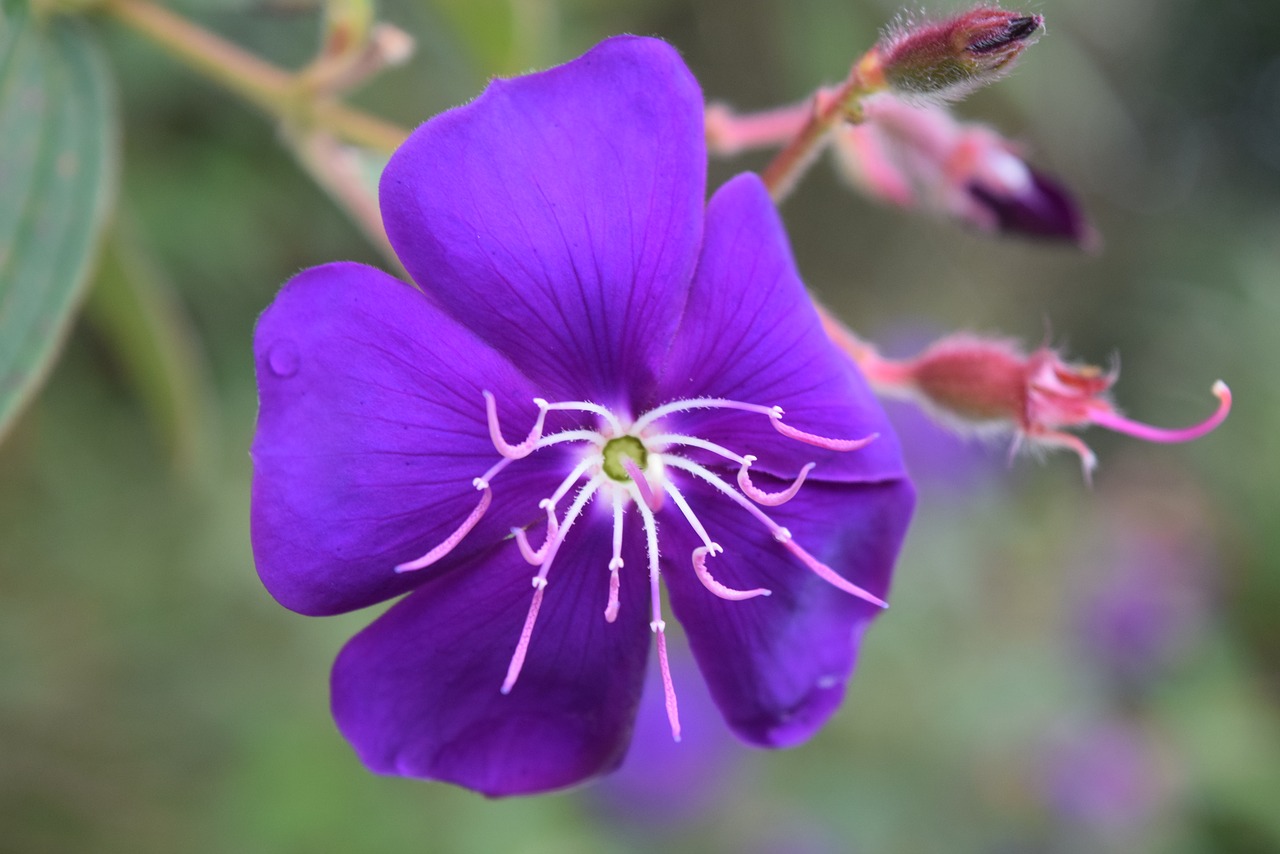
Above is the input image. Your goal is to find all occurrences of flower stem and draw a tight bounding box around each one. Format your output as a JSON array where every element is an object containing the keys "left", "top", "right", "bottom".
[
  {"left": 759, "top": 51, "right": 885, "bottom": 201},
  {"left": 96, "top": 0, "right": 409, "bottom": 153}
]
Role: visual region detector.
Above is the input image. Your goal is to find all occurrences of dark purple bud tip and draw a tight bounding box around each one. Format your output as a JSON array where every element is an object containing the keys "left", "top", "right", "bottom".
[
  {"left": 967, "top": 167, "right": 1098, "bottom": 250},
  {"left": 968, "top": 15, "right": 1043, "bottom": 54}
]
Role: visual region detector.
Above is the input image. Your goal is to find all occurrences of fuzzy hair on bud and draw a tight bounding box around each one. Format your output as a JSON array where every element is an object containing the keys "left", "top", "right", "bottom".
[{"left": 874, "top": 7, "right": 1044, "bottom": 103}]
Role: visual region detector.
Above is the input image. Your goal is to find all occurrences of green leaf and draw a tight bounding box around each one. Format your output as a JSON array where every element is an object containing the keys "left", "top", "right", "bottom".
[{"left": 0, "top": 13, "right": 119, "bottom": 443}]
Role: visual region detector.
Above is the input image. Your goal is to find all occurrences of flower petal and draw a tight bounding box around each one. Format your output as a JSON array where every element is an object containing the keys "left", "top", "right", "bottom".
[
  {"left": 251, "top": 262, "right": 570, "bottom": 616},
  {"left": 660, "top": 475, "right": 915, "bottom": 747},
  {"left": 332, "top": 514, "right": 651, "bottom": 796},
  {"left": 655, "top": 173, "right": 906, "bottom": 483},
  {"left": 380, "top": 36, "right": 706, "bottom": 407}
]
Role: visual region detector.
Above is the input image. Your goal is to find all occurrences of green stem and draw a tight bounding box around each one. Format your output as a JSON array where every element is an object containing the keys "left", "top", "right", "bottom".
[{"left": 97, "top": 0, "right": 409, "bottom": 153}]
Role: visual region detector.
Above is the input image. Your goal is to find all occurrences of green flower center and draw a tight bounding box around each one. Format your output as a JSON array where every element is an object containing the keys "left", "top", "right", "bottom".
[{"left": 601, "top": 435, "right": 648, "bottom": 482}]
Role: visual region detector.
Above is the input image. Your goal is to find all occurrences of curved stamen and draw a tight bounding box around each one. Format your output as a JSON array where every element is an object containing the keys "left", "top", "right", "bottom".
[
  {"left": 663, "top": 479, "right": 717, "bottom": 550},
  {"left": 543, "top": 400, "right": 624, "bottom": 435},
  {"left": 546, "top": 456, "right": 596, "bottom": 509},
  {"left": 396, "top": 478, "right": 493, "bottom": 572},
  {"left": 738, "top": 454, "right": 816, "bottom": 506},
  {"left": 623, "top": 459, "right": 663, "bottom": 512},
  {"left": 512, "top": 501, "right": 559, "bottom": 565},
  {"left": 664, "top": 455, "right": 888, "bottom": 609},
  {"left": 484, "top": 392, "right": 548, "bottom": 459},
  {"left": 770, "top": 415, "right": 879, "bottom": 452},
  {"left": 535, "top": 429, "right": 607, "bottom": 448},
  {"left": 647, "top": 433, "right": 747, "bottom": 465},
  {"left": 632, "top": 397, "right": 779, "bottom": 432},
  {"left": 635, "top": 495, "right": 681, "bottom": 741},
  {"left": 693, "top": 545, "right": 771, "bottom": 601},
  {"left": 605, "top": 495, "right": 624, "bottom": 622},
  {"left": 1089, "top": 381, "right": 1232, "bottom": 444},
  {"left": 500, "top": 475, "right": 603, "bottom": 694}
]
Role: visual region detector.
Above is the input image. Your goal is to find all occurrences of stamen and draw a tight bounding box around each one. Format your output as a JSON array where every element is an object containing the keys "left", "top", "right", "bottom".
[
  {"left": 396, "top": 478, "right": 493, "bottom": 572},
  {"left": 623, "top": 459, "right": 663, "bottom": 512},
  {"left": 636, "top": 495, "right": 681, "bottom": 741},
  {"left": 737, "top": 454, "right": 816, "bottom": 506},
  {"left": 693, "top": 545, "right": 771, "bottom": 601},
  {"left": 663, "top": 479, "right": 717, "bottom": 550},
  {"left": 664, "top": 455, "right": 888, "bottom": 609},
  {"left": 543, "top": 400, "right": 624, "bottom": 435},
  {"left": 647, "top": 433, "right": 746, "bottom": 465},
  {"left": 512, "top": 501, "right": 559, "bottom": 565},
  {"left": 484, "top": 392, "right": 548, "bottom": 459},
  {"left": 770, "top": 414, "right": 879, "bottom": 452},
  {"left": 500, "top": 475, "right": 603, "bottom": 694},
  {"left": 547, "top": 456, "right": 596, "bottom": 509},
  {"left": 534, "top": 429, "right": 607, "bottom": 448},
  {"left": 605, "top": 495, "right": 624, "bottom": 622},
  {"left": 1089, "top": 381, "right": 1232, "bottom": 444},
  {"left": 631, "top": 397, "right": 780, "bottom": 432}
]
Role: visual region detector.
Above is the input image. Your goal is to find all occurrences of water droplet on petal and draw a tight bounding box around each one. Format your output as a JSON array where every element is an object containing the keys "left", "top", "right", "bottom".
[{"left": 268, "top": 342, "right": 299, "bottom": 377}]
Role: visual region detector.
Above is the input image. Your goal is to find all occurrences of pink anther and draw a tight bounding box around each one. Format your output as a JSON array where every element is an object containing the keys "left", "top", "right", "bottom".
[
  {"left": 654, "top": 622, "right": 681, "bottom": 742},
  {"left": 396, "top": 480, "right": 492, "bottom": 572},
  {"left": 501, "top": 577, "right": 547, "bottom": 694},
  {"left": 771, "top": 413, "right": 879, "bottom": 452},
  {"left": 779, "top": 534, "right": 888, "bottom": 609},
  {"left": 512, "top": 501, "right": 559, "bottom": 565},
  {"left": 737, "top": 454, "right": 816, "bottom": 506},
  {"left": 484, "top": 391, "right": 548, "bottom": 459},
  {"left": 693, "top": 545, "right": 771, "bottom": 601}
]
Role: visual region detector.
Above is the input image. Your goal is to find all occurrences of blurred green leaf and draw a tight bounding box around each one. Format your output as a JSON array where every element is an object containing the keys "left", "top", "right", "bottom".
[
  {"left": 84, "top": 220, "right": 216, "bottom": 477},
  {"left": 0, "top": 12, "right": 119, "bottom": 443}
]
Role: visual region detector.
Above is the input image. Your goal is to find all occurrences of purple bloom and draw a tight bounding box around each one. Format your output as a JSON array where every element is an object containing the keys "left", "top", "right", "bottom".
[{"left": 250, "top": 36, "right": 914, "bottom": 796}]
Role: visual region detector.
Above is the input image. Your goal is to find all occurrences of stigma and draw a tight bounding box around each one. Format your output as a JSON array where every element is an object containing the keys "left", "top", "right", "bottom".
[{"left": 394, "top": 392, "right": 881, "bottom": 740}]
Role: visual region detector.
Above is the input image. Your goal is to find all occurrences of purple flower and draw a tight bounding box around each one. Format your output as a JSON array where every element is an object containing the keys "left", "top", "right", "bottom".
[{"left": 250, "top": 36, "right": 914, "bottom": 796}]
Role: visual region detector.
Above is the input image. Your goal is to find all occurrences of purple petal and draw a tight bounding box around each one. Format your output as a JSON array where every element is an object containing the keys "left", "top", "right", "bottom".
[
  {"left": 380, "top": 36, "right": 706, "bottom": 407},
  {"left": 660, "top": 475, "right": 915, "bottom": 747},
  {"left": 332, "top": 514, "right": 651, "bottom": 796},
  {"left": 251, "top": 262, "right": 571, "bottom": 616},
  {"left": 655, "top": 173, "right": 906, "bottom": 483},
  {"left": 967, "top": 167, "right": 1097, "bottom": 248}
]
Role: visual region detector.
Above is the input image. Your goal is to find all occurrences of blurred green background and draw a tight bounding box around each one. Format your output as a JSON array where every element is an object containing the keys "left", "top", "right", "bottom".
[{"left": 2, "top": 0, "right": 1278, "bottom": 851}]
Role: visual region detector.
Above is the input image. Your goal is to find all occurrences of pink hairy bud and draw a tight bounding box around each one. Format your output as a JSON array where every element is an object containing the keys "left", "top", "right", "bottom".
[
  {"left": 873, "top": 8, "right": 1044, "bottom": 102},
  {"left": 859, "top": 334, "right": 1230, "bottom": 481}
]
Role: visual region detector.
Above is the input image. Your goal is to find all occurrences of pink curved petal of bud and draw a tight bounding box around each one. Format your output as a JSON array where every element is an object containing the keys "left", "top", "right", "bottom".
[
  {"left": 1090, "top": 381, "right": 1232, "bottom": 444},
  {"left": 770, "top": 415, "right": 879, "bottom": 452},
  {"left": 692, "top": 545, "right": 771, "bottom": 601},
  {"left": 395, "top": 481, "right": 492, "bottom": 572},
  {"left": 484, "top": 391, "right": 548, "bottom": 459},
  {"left": 737, "top": 454, "right": 816, "bottom": 506}
]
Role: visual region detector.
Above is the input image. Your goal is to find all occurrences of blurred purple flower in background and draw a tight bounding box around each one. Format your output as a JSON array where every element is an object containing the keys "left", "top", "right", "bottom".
[
  {"left": 1042, "top": 721, "right": 1175, "bottom": 836},
  {"left": 250, "top": 37, "right": 914, "bottom": 796},
  {"left": 1075, "top": 532, "right": 1212, "bottom": 685}
]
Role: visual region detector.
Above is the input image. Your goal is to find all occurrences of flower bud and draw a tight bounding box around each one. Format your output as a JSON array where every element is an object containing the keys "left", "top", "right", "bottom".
[
  {"left": 857, "top": 333, "right": 1231, "bottom": 480},
  {"left": 872, "top": 8, "right": 1044, "bottom": 103},
  {"left": 833, "top": 95, "right": 1096, "bottom": 247}
]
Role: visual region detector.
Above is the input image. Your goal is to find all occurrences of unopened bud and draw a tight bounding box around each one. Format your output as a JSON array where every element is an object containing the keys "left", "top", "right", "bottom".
[
  {"left": 873, "top": 8, "right": 1044, "bottom": 103},
  {"left": 857, "top": 333, "right": 1230, "bottom": 481}
]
